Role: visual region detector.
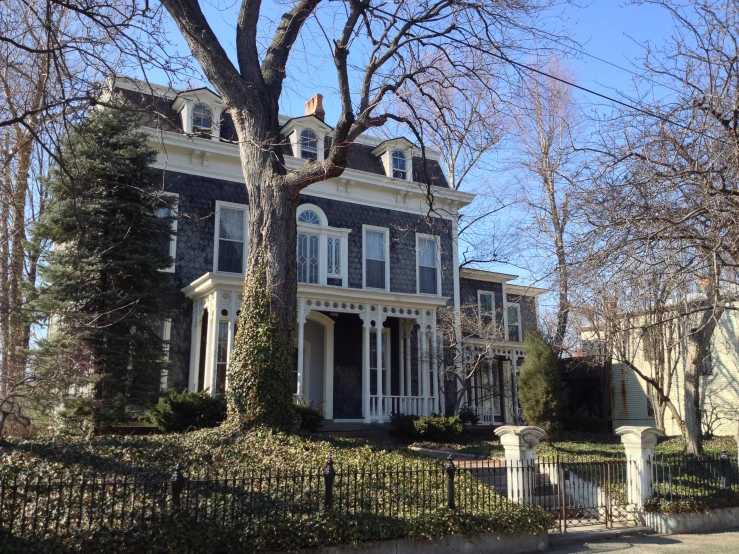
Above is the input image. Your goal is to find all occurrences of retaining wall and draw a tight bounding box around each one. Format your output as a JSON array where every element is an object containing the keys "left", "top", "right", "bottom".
[
  {"left": 280, "top": 530, "right": 548, "bottom": 554},
  {"left": 639, "top": 506, "right": 739, "bottom": 535}
]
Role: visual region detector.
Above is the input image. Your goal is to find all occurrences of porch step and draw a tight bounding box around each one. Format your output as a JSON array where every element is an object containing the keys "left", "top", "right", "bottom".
[{"left": 317, "top": 421, "right": 389, "bottom": 439}]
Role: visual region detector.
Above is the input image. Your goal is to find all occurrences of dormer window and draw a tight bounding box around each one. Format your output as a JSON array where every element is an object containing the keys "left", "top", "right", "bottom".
[
  {"left": 300, "top": 129, "right": 318, "bottom": 160},
  {"left": 192, "top": 103, "right": 213, "bottom": 134},
  {"left": 392, "top": 150, "right": 407, "bottom": 180}
]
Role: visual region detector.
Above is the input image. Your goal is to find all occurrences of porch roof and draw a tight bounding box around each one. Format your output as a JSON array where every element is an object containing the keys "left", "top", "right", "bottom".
[{"left": 183, "top": 273, "right": 450, "bottom": 311}]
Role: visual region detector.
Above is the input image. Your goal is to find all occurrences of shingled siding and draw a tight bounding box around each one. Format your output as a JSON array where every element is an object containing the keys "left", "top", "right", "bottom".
[{"left": 159, "top": 170, "right": 455, "bottom": 389}]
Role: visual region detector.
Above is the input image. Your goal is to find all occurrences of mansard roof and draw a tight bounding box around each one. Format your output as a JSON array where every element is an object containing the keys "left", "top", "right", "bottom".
[{"left": 110, "top": 78, "right": 449, "bottom": 189}]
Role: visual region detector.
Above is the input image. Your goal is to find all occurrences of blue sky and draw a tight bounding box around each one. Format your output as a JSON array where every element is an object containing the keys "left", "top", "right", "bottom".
[{"left": 154, "top": 1, "right": 677, "bottom": 286}]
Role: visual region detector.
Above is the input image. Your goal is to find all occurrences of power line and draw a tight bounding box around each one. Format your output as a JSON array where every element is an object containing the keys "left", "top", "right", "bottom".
[{"left": 366, "top": 5, "right": 731, "bottom": 148}]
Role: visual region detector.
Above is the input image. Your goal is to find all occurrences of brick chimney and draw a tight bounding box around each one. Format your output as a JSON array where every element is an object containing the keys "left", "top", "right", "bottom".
[{"left": 305, "top": 94, "right": 325, "bottom": 121}]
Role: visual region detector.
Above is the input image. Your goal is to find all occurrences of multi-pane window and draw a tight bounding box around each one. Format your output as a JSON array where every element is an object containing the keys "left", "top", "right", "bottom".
[
  {"left": 369, "top": 330, "right": 389, "bottom": 396},
  {"left": 192, "top": 104, "right": 212, "bottom": 134},
  {"left": 364, "top": 228, "right": 387, "bottom": 290},
  {"left": 297, "top": 232, "right": 320, "bottom": 284},
  {"left": 216, "top": 322, "right": 228, "bottom": 393},
  {"left": 392, "top": 150, "right": 407, "bottom": 179},
  {"left": 327, "top": 237, "right": 341, "bottom": 278},
  {"left": 417, "top": 237, "right": 438, "bottom": 294},
  {"left": 300, "top": 129, "right": 318, "bottom": 160},
  {"left": 507, "top": 304, "right": 521, "bottom": 342},
  {"left": 217, "top": 206, "right": 246, "bottom": 273}
]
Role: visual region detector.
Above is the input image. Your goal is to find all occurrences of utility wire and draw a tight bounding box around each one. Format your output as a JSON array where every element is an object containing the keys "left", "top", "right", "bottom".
[{"left": 367, "top": 5, "right": 732, "bottom": 148}]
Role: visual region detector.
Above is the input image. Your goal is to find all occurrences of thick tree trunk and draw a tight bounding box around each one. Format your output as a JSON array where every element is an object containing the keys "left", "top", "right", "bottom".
[
  {"left": 683, "top": 335, "right": 702, "bottom": 455},
  {"left": 226, "top": 108, "right": 299, "bottom": 429}
]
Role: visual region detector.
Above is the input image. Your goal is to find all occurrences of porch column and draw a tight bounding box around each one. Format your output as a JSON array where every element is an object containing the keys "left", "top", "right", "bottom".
[
  {"left": 510, "top": 354, "right": 519, "bottom": 423},
  {"left": 361, "top": 313, "right": 371, "bottom": 423},
  {"left": 296, "top": 299, "right": 306, "bottom": 401},
  {"left": 204, "top": 295, "right": 218, "bottom": 396},
  {"left": 616, "top": 426, "right": 663, "bottom": 507},
  {"left": 431, "top": 311, "right": 440, "bottom": 414},
  {"left": 421, "top": 318, "right": 431, "bottom": 415},
  {"left": 188, "top": 299, "right": 204, "bottom": 392},
  {"left": 399, "top": 323, "right": 405, "bottom": 398},
  {"left": 405, "top": 322, "right": 412, "bottom": 397},
  {"left": 375, "top": 314, "right": 384, "bottom": 422},
  {"left": 486, "top": 351, "right": 493, "bottom": 423}
]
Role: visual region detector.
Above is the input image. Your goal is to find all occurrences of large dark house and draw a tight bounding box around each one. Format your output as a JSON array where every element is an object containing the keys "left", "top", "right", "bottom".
[{"left": 111, "top": 77, "right": 544, "bottom": 426}]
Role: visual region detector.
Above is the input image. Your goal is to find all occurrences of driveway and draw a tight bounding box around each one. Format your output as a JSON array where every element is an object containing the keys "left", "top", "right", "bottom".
[{"left": 547, "top": 531, "right": 739, "bottom": 553}]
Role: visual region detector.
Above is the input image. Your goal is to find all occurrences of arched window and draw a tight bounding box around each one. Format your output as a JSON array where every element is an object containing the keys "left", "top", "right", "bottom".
[
  {"left": 392, "top": 150, "right": 407, "bottom": 179},
  {"left": 192, "top": 104, "right": 212, "bottom": 133},
  {"left": 300, "top": 129, "right": 318, "bottom": 160},
  {"left": 297, "top": 210, "right": 321, "bottom": 225}
]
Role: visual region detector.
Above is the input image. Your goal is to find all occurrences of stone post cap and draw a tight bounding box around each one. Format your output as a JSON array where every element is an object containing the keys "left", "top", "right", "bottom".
[
  {"left": 495, "top": 425, "right": 546, "bottom": 447},
  {"left": 615, "top": 426, "right": 663, "bottom": 447}
]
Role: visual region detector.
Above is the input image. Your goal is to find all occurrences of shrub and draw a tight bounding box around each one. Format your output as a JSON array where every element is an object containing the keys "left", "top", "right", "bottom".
[
  {"left": 458, "top": 405, "right": 480, "bottom": 426},
  {"left": 143, "top": 390, "right": 226, "bottom": 433},
  {"left": 413, "top": 415, "right": 463, "bottom": 442},
  {"left": 517, "top": 330, "right": 563, "bottom": 436},
  {"left": 294, "top": 402, "right": 324, "bottom": 433},
  {"left": 390, "top": 412, "right": 420, "bottom": 439}
]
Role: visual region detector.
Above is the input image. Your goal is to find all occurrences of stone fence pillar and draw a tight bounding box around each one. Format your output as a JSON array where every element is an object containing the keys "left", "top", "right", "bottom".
[
  {"left": 616, "top": 426, "right": 663, "bottom": 508},
  {"left": 495, "top": 425, "right": 546, "bottom": 504}
]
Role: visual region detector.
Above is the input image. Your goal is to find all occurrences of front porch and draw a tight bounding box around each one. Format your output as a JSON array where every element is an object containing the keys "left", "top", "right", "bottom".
[{"left": 182, "top": 274, "right": 449, "bottom": 423}]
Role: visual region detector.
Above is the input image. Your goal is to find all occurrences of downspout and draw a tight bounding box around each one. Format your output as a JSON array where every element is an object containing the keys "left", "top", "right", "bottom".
[{"left": 451, "top": 215, "right": 463, "bottom": 416}]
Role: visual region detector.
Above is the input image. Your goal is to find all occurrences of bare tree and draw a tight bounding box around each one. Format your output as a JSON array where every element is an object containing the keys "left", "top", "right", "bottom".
[
  {"left": 159, "top": 0, "right": 564, "bottom": 426},
  {"left": 0, "top": 0, "right": 181, "bottom": 397},
  {"left": 511, "top": 59, "right": 583, "bottom": 354}
]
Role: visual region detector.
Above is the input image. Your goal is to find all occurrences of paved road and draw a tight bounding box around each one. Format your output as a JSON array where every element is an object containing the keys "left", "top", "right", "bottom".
[{"left": 548, "top": 531, "right": 739, "bottom": 553}]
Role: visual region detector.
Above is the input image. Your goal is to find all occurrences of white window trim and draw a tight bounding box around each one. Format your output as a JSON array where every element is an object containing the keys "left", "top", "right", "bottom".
[
  {"left": 415, "top": 233, "right": 441, "bottom": 296},
  {"left": 299, "top": 128, "right": 319, "bottom": 160},
  {"left": 506, "top": 303, "right": 521, "bottom": 342},
  {"left": 159, "top": 192, "right": 178, "bottom": 273},
  {"left": 362, "top": 224, "right": 391, "bottom": 291},
  {"left": 213, "top": 200, "right": 249, "bottom": 275},
  {"left": 477, "top": 290, "right": 496, "bottom": 318},
  {"left": 296, "top": 204, "right": 350, "bottom": 287}
]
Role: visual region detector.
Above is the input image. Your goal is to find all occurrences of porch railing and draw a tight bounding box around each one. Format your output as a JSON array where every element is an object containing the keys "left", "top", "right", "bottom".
[{"left": 369, "top": 395, "right": 437, "bottom": 419}]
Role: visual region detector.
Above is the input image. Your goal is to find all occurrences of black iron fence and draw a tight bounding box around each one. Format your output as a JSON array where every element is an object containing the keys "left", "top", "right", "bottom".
[
  {"left": 652, "top": 451, "right": 739, "bottom": 504},
  {"left": 3, "top": 452, "right": 737, "bottom": 540},
  {"left": 0, "top": 457, "right": 520, "bottom": 539}
]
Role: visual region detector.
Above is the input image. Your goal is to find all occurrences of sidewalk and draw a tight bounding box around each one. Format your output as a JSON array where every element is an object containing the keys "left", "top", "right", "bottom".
[{"left": 548, "top": 530, "right": 739, "bottom": 553}]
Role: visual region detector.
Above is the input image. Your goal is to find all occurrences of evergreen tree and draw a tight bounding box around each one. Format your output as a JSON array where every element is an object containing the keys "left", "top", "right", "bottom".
[
  {"left": 32, "top": 105, "right": 175, "bottom": 433},
  {"left": 517, "top": 330, "right": 563, "bottom": 436}
]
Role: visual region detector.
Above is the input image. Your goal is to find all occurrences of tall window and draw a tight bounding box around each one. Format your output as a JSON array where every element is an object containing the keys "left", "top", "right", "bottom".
[
  {"left": 192, "top": 104, "right": 212, "bottom": 134},
  {"left": 507, "top": 304, "right": 521, "bottom": 342},
  {"left": 155, "top": 194, "right": 178, "bottom": 273},
  {"left": 417, "top": 236, "right": 439, "bottom": 294},
  {"left": 478, "top": 291, "right": 495, "bottom": 332},
  {"left": 327, "top": 236, "right": 341, "bottom": 278},
  {"left": 300, "top": 129, "right": 318, "bottom": 160},
  {"left": 364, "top": 228, "right": 388, "bottom": 290},
  {"left": 216, "top": 205, "right": 246, "bottom": 273},
  {"left": 297, "top": 233, "right": 319, "bottom": 283},
  {"left": 392, "top": 150, "right": 407, "bottom": 179}
]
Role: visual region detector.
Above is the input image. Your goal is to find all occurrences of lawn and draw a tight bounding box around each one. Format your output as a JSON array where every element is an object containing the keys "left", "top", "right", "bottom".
[
  {"left": 0, "top": 425, "right": 552, "bottom": 553},
  {"left": 411, "top": 433, "right": 738, "bottom": 461}
]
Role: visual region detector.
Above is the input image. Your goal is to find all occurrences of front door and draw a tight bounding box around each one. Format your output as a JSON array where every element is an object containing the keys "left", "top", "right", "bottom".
[{"left": 332, "top": 313, "right": 362, "bottom": 419}]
